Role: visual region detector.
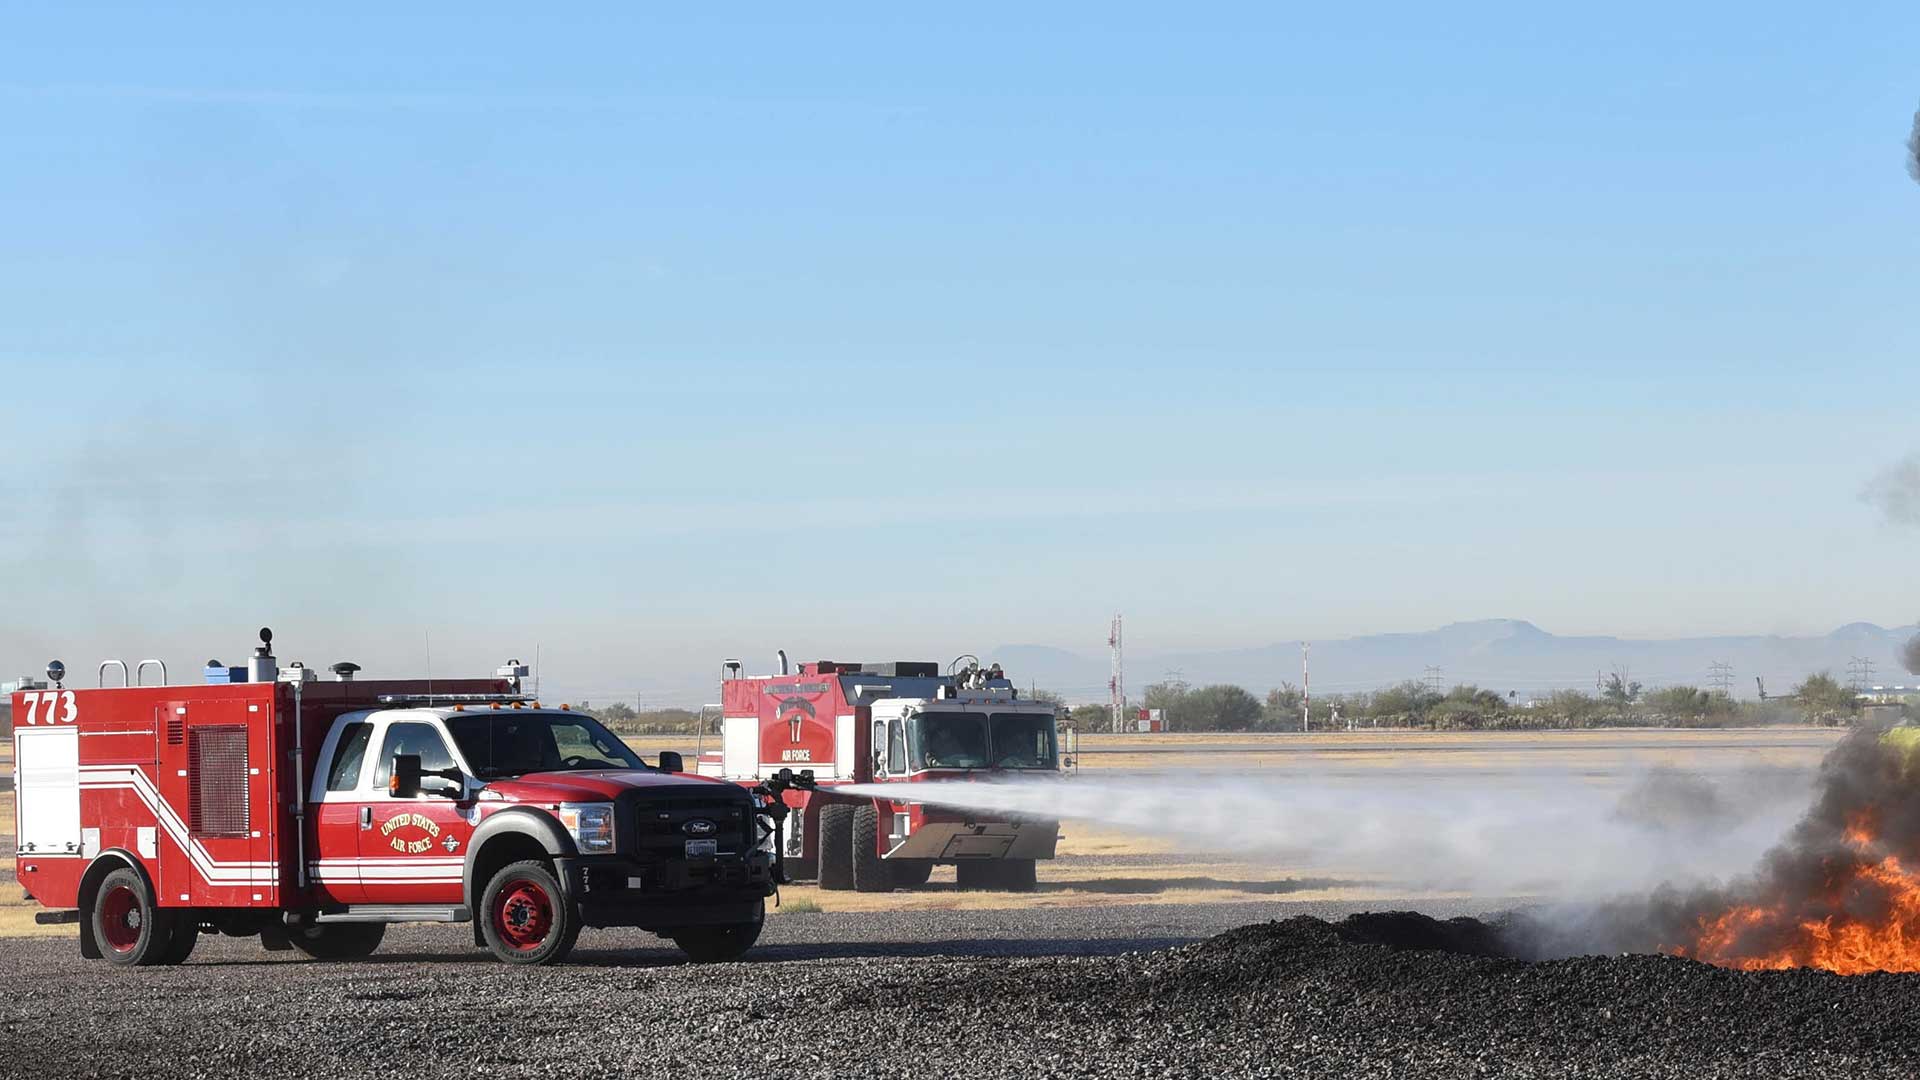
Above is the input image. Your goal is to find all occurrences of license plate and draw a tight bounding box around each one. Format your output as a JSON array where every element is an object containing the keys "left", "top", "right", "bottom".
[{"left": 684, "top": 839, "right": 717, "bottom": 858}]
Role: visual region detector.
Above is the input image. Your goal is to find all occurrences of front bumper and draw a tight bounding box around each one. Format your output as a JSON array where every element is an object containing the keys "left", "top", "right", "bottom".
[{"left": 557, "top": 852, "right": 775, "bottom": 930}]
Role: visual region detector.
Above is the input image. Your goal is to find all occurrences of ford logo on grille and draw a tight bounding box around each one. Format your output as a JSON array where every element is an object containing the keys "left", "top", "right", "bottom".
[{"left": 682, "top": 819, "right": 717, "bottom": 837}]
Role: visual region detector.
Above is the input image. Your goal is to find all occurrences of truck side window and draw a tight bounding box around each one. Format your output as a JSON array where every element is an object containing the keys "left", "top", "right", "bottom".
[
  {"left": 373, "top": 723, "right": 456, "bottom": 789},
  {"left": 327, "top": 722, "right": 374, "bottom": 791},
  {"left": 887, "top": 718, "right": 906, "bottom": 773}
]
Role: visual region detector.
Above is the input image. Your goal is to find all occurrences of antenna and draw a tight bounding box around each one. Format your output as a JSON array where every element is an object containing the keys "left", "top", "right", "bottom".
[
  {"left": 1108, "top": 614, "right": 1124, "bottom": 734},
  {"left": 424, "top": 631, "right": 433, "bottom": 705},
  {"left": 535, "top": 643, "right": 542, "bottom": 699}
]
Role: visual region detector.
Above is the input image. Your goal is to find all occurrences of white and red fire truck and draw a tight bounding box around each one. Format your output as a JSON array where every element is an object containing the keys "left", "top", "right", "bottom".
[
  {"left": 10, "top": 629, "right": 784, "bottom": 968},
  {"left": 697, "top": 653, "right": 1065, "bottom": 892}
]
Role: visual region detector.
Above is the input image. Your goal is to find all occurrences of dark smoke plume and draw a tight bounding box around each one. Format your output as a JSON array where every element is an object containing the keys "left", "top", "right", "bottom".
[
  {"left": 1910, "top": 105, "right": 1920, "bottom": 185},
  {"left": 1513, "top": 724, "right": 1916, "bottom": 962},
  {"left": 1904, "top": 631, "right": 1920, "bottom": 678},
  {"left": 1864, "top": 454, "right": 1920, "bottom": 527}
]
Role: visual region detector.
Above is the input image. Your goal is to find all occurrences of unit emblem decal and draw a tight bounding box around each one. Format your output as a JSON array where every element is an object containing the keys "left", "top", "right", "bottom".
[{"left": 778, "top": 695, "right": 816, "bottom": 744}]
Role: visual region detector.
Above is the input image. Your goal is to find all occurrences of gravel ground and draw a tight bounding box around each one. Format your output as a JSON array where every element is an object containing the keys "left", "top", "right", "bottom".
[{"left": 4, "top": 901, "right": 1917, "bottom": 1079}]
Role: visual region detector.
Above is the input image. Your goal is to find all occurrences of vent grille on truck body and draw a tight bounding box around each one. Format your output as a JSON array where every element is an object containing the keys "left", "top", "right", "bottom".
[
  {"left": 165, "top": 708, "right": 184, "bottom": 745},
  {"left": 188, "top": 725, "right": 251, "bottom": 837}
]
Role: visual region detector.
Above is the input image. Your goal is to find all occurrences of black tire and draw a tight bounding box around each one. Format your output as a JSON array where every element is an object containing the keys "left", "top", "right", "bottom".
[
  {"left": 954, "top": 860, "right": 993, "bottom": 891},
  {"left": 671, "top": 900, "right": 766, "bottom": 963},
  {"left": 160, "top": 915, "right": 201, "bottom": 965},
  {"left": 889, "top": 859, "right": 934, "bottom": 889},
  {"left": 290, "top": 921, "right": 387, "bottom": 961},
  {"left": 817, "top": 805, "right": 854, "bottom": 891},
  {"left": 851, "top": 804, "right": 890, "bottom": 893},
  {"left": 91, "top": 867, "right": 175, "bottom": 967},
  {"left": 479, "top": 859, "right": 580, "bottom": 965},
  {"left": 997, "top": 858, "right": 1038, "bottom": 893}
]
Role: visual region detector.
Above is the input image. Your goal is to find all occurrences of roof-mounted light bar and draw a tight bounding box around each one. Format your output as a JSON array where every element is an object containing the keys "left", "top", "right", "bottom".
[{"left": 375, "top": 692, "right": 533, "bottom": 705}]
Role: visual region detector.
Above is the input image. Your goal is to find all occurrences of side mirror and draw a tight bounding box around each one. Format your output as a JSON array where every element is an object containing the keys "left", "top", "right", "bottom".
[
  {"left": 657, "top": 751, "right": 684, "bottom": 773},
  {"left": 390, "top": 754, "right": 422, "bottom": 798}
]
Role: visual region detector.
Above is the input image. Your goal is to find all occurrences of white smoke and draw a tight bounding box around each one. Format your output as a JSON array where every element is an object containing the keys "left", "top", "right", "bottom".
[{"left": 837, "top": 765, "right": 1815, "bottom": 896}]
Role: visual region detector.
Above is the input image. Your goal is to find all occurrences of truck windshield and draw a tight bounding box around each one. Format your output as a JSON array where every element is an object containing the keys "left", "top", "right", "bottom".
[
  {"left": 445, "top": 713, "right": 645, "bottom": 777},
  {"left": 908, "top": 712, "right": 1058, "bottom": 771}
]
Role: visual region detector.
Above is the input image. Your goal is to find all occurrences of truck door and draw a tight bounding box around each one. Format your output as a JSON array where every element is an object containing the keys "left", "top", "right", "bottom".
[
  {"left": 307, "top": 719, "right": 377, "bottom": 904},
  {"left": 355, "top": 719, "right": 472, "bottom": 906}
]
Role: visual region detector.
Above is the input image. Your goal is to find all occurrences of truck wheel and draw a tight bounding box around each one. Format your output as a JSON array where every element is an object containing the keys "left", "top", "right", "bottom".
[
  {"left": 291, "top": 922, "right": 387, "bottom": 960},
  {"left": 480, "top": 860, "right": 580, "bottom": 965},
  {"left": 851, "top": 804, "right": 890, "bottom": 893},
  {"left": 817, "top": 805, "right": 854, "bottom": 891},
  {"left": 91, "top": 868, "right": 175, "bottom": 967},
  {"left": 671, "top": 900, "right": 765, "bottom": 963},
  {"left": 889, "top": 860, "right": 934, "bottom": 889},
  {"left": 997, "top": 858, "right": 1038, "bottom": 893},
  {"left": 954, "top": 860, "right": 988, "bottom": 891},
  {"left": 160, "top": 916, "right": 201, "bottom": 965}
]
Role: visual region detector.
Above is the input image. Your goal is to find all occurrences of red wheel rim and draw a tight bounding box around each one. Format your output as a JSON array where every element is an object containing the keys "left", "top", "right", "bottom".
[
  {"left": 100, "top": 885, "right": 143, "bottom": 953},
  {"left": 492, "top": 879, "right": 554, "bottom": 951}
]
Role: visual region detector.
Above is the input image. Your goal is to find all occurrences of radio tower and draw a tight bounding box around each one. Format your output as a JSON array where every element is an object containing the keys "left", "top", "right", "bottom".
[{"left": 1108, "top": 614, "right": 1125, "bottom": 734}]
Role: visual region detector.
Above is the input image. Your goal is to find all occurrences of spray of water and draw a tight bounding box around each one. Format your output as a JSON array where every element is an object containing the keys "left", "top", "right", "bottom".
[{"left": 835, "top": 763, "right": 1813, "bottom": 896}]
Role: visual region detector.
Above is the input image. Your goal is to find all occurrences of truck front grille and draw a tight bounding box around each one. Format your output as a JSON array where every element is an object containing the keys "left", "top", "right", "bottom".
[{"left": 625, "top": 797, "right": 752, "bottom": 859}]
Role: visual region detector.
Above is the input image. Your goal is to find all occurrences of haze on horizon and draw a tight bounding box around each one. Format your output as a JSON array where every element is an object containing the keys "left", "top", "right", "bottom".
[{"left": 3, "top": 6, "right": 1917, "bottom": 705}]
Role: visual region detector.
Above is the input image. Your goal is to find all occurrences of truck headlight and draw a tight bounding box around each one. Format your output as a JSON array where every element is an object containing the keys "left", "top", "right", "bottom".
[{"left": 558, "top": 803, "right": 616, "bottom": 853}]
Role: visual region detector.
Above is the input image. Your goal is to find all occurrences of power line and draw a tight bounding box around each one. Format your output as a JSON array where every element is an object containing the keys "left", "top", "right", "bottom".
[
  {"left": 1707, "top": 661, "right": 1734, "bottom": 696},
  {"left": 1423, "top": 665, "right": 1444, "bottom": 695},
  {"left": 1848, "top": 656, "right": 1876, "bottom": 692}
]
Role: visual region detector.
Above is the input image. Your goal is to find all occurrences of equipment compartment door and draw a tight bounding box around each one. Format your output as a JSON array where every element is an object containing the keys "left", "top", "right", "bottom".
[
  {"left": 157, "top": 700, "right": 274, "bottom": 907},
  {"left": 15, "top": 727, "right": 81, "bottom": 856}
]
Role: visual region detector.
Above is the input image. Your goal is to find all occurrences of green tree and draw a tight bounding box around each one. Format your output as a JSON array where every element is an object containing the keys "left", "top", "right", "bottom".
[
  {"left": 1064, "top": 703, "right": 1111, "bottom": 731},
  {"left": 1601, "top": 672, "right": 1643, "bottom": 706},
  {"left": 1261, "top": 682, "right": 1302, "bottom": 730},
  {"left": 1791, "top": 671, "right": 1857, "bottom": 723},
  {"left": 1184, "top": 684, "right": 1264, "bottom": 732}
]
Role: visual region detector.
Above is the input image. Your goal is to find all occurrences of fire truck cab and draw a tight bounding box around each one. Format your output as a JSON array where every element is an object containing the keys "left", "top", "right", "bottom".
[
  {"left": 10, "top": 631, "right": 778, "bottom": 968},
  {"left": 698, "top": 654, "right": 1064, "bottom": 892}
]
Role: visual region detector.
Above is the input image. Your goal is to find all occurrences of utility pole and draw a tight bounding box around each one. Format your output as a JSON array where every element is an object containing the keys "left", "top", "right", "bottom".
[
  {"left": 1847, "top": 656, "right": 1876, "bottom": 692},
  {"left": 1707, "top": 661, "right": 1733, "bottom": 697},
  {"left": 1424, "top": 665, "right": 1445, "bottom": 696},
  {"left": 1108, "top": 614, "right": 1125, "bottom": 734},
  {"left": 1301, "top": 642, "right": 1311, "bottom": 732}
]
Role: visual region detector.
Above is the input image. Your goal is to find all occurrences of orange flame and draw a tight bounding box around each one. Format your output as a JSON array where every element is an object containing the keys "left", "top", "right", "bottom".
[{"left": 1679, "top": 814, "right": 1920, "bottom": 974}]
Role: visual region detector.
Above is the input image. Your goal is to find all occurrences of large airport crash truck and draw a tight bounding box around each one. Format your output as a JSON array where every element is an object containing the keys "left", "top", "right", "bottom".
[
  {"left": 696, "top": 654, "right": 1065, "bottom": 892},
  {"left": 10, "top": 629, "right": 781, "bottom": 968}
]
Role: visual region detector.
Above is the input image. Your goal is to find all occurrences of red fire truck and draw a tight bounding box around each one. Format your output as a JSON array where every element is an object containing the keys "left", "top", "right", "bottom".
[
  {"left": 10, "top": 630, "right": 783, "bottom": 968},
  {"left": 696, "top": 653, "right": 1065, "bottom": 892}
]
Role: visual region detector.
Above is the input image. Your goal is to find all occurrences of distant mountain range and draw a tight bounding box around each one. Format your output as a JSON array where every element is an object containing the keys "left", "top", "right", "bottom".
[{"left": 994, "top": 620, "right": 1920, "bottom": 704}]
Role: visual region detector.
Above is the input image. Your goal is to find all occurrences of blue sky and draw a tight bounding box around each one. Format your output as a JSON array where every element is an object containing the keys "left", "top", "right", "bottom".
[{"left": 3, "top": 5, "right": 1917, "bottom": 703}]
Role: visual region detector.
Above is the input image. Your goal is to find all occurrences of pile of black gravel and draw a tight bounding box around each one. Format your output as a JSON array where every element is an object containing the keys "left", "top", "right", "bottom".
[{"left": 8, "top": 909, "right": 1920, "bottom": 1079}]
